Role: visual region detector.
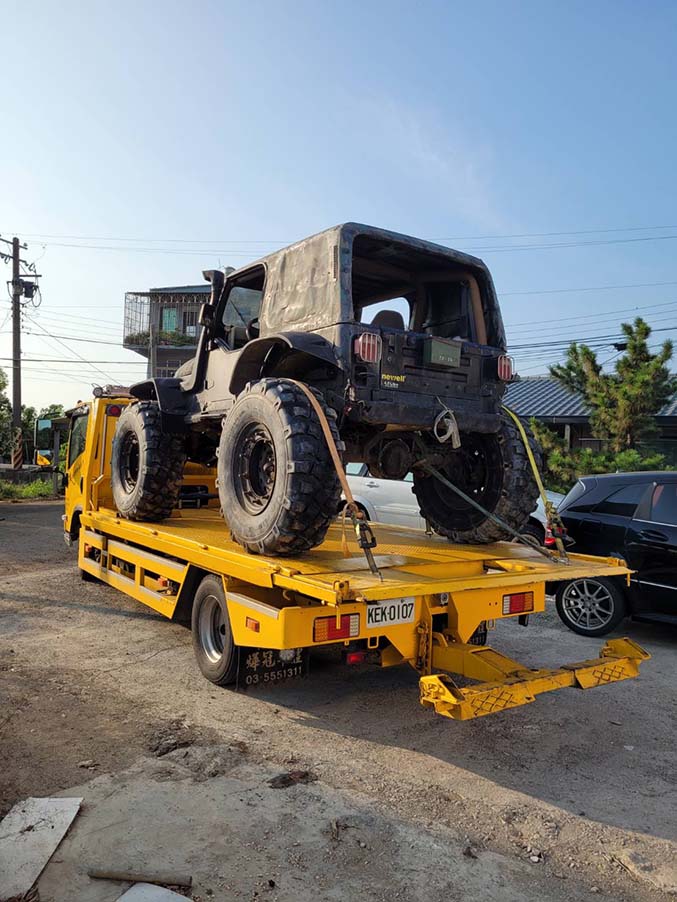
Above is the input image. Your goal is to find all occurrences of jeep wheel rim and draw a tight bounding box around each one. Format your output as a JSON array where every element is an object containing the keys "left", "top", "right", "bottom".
[
  {"left": 119, "top": 432, "right": 140, "bottom": 494},
  {"left": 561, "top": 580, "right": 614, "bottom": 630},
  {"left": 235, "top": 422, "right": 277, "bottom": 515}
]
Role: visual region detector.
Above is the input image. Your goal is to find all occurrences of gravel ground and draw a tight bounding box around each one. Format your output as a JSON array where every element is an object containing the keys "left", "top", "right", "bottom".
[{"left": 1, "top": 501, "right": 676, "bottom": 901}]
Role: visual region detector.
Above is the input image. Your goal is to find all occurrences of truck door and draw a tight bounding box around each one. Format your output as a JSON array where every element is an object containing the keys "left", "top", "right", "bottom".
[
  {"left": 626, "top": 481, "right": 677, "bottom": 615},
  {"left": 63, "top": 406, "right": 90, "bottom": 539}
]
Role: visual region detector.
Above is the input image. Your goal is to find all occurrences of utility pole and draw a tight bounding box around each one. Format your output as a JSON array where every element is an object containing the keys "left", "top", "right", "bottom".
[
  {"left": 11, "top": 238, "right": 22, "bottom": 468},
  {"left": 0, "top": 235, "right": 41, "bottom": 469}
]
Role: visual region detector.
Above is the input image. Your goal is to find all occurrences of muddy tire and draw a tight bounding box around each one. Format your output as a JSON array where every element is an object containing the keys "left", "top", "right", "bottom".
[
  {"left": 217, "top": 378, "right": 342, "bottom": 555},
  {"left": 111, "top": 401, "right": 186, "bottom": 521},
  {"left": 191, "top": 574, "right": 238, "bottom": 685},
  {"left": 412, "top": 414, "right": 541, "bottom": 544}
]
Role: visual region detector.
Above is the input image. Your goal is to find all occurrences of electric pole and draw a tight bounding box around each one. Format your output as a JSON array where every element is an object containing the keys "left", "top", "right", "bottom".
[
  {"left": 1, "top": 235, "right": 41, "bottom": 469},
  {"left": 12, "top": 238, "right": 22, "bottom": 459}
]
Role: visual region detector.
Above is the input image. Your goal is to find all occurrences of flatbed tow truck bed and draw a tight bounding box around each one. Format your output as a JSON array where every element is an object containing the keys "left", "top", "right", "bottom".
[{"left": 79, "top": 505, "right": 649, "bottom": 720}]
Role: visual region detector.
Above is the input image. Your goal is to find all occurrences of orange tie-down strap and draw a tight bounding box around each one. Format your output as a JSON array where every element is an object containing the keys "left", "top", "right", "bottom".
[{"left": 287, "top": 380, "right": 382, "bottom": 578}]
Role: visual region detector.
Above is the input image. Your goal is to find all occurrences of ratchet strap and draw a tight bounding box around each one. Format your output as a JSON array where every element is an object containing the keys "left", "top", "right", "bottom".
[
  {"left": 288, "top": 380, "right": 383, "bottom": 580},
  {"left": 501, "top": 405, "right": 569, "bottom": 561}
]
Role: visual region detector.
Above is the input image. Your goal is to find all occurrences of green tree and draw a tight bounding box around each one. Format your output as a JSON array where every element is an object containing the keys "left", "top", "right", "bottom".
[
  {"left": 0, "top": 368, "right": 12, "bottom": 458},
  {"left": 550, "top": 318, "right": 677, "bottom": 452},
  {"left": 38, "top": 403, "right": 66, "bottom": 419},
  {"left": 532, "top": 318, "right": 676, "bottom": 492}
]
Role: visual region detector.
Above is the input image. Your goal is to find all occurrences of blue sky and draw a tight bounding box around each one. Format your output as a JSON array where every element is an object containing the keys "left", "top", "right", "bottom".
[{"left": 2, "top": 0, "right": 676, "bottom": 409}]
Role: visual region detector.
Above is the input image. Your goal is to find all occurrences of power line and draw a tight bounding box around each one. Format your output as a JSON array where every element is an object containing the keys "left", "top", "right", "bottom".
[
  {"left": 508, "top": 309, "right": 677, "bottom": 340},
  {"left": 23, "top": 314, "right": 114, "bottom": 382},
  {"left": 505, "top": 299, "right": 677, "bottom": 330},
  {"left": 6, "top": 233, "right": 677, "bottom": 259},
  {"left": 502, "top": 279, "right": 677, "bottom": 297},
  {"left": 0, "top": 356, "right": 145, "bottom": 364},
  {"left": 509, "top": 323, "right": 677, "bottom": 351},
  {"left": 12, "top": 223, "right": 677, "bottom": 244}
]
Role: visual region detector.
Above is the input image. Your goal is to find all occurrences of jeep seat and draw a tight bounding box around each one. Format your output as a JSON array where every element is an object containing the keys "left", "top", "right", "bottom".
[{"left": 371, "top": 309, "right": 405, "bottom": 331}]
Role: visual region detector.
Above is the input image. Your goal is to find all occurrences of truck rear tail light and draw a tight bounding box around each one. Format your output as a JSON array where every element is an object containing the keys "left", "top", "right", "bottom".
[
  {"left": 245, "top": 617, "right": 260, "bottom": 632},
  {"left": 354, "top": 332, "right": 382, "bottom": 364},
  {"left": 502, "top": 591, "right": 534, "bottom": 615},
  {"left": 345, "top": 650, "right": 368, "bottom": 665},
  {"left": 106, "top": 404, "right": 122, "bottom": 416},
  {"left": 313, "top": 613, "right": 360, "bottom": 642},
  {"left": 497, "top": 355, "right": 514, "bottom": 381}
]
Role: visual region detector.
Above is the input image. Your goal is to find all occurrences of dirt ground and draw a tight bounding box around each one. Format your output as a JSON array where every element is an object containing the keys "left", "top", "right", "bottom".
[{"left": 1, "top": 501, "right": 676, "bottom": 901}]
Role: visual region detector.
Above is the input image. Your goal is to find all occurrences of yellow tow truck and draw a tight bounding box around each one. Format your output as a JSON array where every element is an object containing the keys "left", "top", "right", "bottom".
[{"left": 54, "top": 392, "right": 648, "bottom": 721}]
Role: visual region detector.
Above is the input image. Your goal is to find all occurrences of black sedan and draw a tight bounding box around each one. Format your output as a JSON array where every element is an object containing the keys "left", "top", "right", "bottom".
[{"left": 552, "top": 471, "right": 677, "bottom": 636}]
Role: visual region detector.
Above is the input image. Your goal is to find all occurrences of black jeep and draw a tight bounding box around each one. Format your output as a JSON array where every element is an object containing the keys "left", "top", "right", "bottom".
[{"left": 111, "top": 223, "right": 539, "bottom": 554}]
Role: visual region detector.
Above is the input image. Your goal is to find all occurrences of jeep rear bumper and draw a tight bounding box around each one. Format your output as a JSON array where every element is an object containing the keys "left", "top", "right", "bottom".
[{"left": 350, "top": 390, "right": 501, "bottom": 433}]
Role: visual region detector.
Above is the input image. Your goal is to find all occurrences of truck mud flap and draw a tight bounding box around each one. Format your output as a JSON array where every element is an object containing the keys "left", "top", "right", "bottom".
[{"left": 419, "top": 637, "right": 650, "bottom": 720}]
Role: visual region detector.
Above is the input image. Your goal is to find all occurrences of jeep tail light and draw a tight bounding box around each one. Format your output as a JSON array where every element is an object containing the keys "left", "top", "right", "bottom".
[
  {"left": 497, "top": 355, "right": 513, "bottom": 381},
  {"left": 354, "top": 332, "right": 382, "bottom": 364},
  {"left": 313, "top": 613, "right": 360, "bottom": 642},
  {"left": 502, "top": 591, "right": 534, "bottom": 615}
]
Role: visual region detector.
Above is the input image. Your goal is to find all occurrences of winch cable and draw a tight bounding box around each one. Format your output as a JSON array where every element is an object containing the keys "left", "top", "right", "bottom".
[
  {"left": 501, "top": 405, "right": 569, "bottom": 561},
  {"left": 288, "top": 380, "right": 383, "bottom": 580}
]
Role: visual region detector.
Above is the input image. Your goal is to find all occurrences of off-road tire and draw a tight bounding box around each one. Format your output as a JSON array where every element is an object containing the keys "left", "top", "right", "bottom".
[
  {"left": 111, "top": 401, "right": 186, "bottom": 522},
  {"left": 191, "top": 574, "right": 238, "bottom": 685},
  {"left": 412, "top": 414, "right": 541, "bottom": 544},
  {"left": 217, "top": 378, "right": 342, "bottom": 555}
]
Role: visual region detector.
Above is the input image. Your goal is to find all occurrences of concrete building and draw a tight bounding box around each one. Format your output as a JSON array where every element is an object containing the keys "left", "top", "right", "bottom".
[{"left": 123, "top": 284, "right": 209, "bottom": 377}]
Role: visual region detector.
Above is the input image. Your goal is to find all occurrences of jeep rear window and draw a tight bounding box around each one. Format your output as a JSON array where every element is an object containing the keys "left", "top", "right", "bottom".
[{"left": 351, "top": 235, "right": 481, "bottom": 342}]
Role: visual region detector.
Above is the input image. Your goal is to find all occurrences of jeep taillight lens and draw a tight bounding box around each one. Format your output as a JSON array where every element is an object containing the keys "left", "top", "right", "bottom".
[
  {"left": 498, "top": 355, "right": 513, "bottom": 381},
  {"left": 354, "top": 332, "right": 382, "bottom": 364}
]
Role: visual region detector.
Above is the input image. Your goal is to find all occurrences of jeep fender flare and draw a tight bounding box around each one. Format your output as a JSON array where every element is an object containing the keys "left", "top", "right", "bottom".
[
  {"left": 229, "top": 332, "right": 341, "bottom": 395},
  {"left": 129, "top": 378, "right": 189, "bottom": 431}
]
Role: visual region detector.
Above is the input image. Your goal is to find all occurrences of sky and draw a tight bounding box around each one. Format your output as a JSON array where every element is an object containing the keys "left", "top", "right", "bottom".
[{"left": 2, "top": 0, "right": 677, "bottom": 411}]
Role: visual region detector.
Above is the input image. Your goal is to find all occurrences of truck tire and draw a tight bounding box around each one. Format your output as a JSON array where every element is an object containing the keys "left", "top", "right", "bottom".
[
  {"left": 412, "top": 414, "right": 541, "bottom": 544},
  {"left": 217, "top": 378, "right": 342, "bottom": 555},
  {"left": 191, "top": 574, "right": 238, "bottom": 685},
  {"left": 555, "top": 577, "right": 627, "bottom": 637},
  {"left": 111, "top": 401, "right": 186, "bottom": 521}
]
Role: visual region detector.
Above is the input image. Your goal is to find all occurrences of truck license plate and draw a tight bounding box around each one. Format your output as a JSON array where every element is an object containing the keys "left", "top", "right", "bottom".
[{"left": 366, "top": 597, "right": 416, "bottom": 629}]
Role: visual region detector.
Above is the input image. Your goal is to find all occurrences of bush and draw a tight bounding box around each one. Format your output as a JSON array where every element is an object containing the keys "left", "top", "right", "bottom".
[{"left": 0, "top": 479, "right": 56, "bottom": 500}]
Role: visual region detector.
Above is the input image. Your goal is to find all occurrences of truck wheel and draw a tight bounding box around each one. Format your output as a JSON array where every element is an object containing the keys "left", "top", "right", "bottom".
[
  {"left": 555, "top": 577, "right": 627, "bottom": 636},
  {"left": 217, "top": 378, "right": 342, "bottom": 555},
  {"left": 191, "top": 574, "right": 238, "bottom": 685},
  {"left": 412, "top": 414, "right": 541, "bottom": 544},
  {"left": 111, "top": 401, "right": 186, "bottom": 521}
]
